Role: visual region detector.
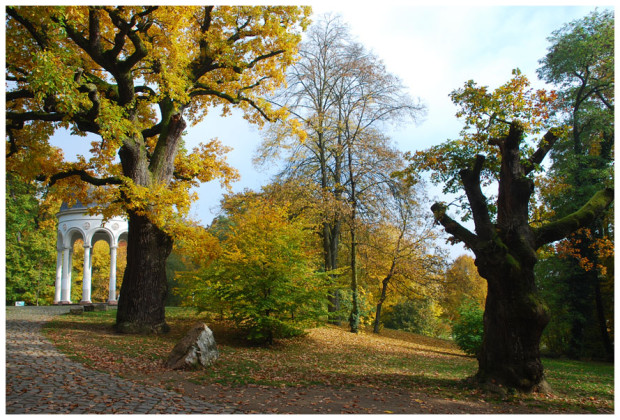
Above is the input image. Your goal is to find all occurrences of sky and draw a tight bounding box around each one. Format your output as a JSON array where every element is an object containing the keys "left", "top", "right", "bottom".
[
  {"left": 184, "top": 3, "right": 601, "bottom": 221},
  {"left": 49, "top": 3, "right": 605, "bottom": 256}
]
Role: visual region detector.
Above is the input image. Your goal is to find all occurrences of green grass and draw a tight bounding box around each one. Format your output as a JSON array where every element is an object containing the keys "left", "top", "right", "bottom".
[{"left": 42, "top": 307, "right": 613, "bottom": 413}]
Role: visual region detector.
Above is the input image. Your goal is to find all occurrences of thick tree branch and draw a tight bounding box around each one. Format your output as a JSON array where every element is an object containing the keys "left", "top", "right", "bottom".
[
  {"left": 6, "top": 89, "right": 35, "bottom": 102},
  {"left": 142, "top": 122, "right": 163, "bottom": 139},
  {"left": 190, "top": 6, "right": 216, "bottom": 81},
  {"left": 6, "top": 7, "right": 49, "bottom": 50},
  {"left": 533, "top": 187, "right": 614, "bottom": 248},
  {"left": 459, "top": 154, "right": 495, "bottom": 240},
  {"left": 431, "top": 202, "right": 479, "bottom": 250},
  {"left": 149, "top": 113, "right": 187, "bottom": 182},
  {"left": 37, "top": 169, "right": 123, "bottom": 187},
  {"left": 6, "top": 130, "right": 20, "bottom": 158},
  {"left": 87, "top": 8, "right": 103, "bottom": 54},
  {"left": 6, "top": 111, "right": 66, "bottom": 123}
]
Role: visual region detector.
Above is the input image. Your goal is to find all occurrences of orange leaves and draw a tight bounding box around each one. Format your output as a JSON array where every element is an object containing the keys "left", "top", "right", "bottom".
[
  {"left": 450, "top": 69, "right": 561, "bottom": 148},
  {"left": 408, "top": 70, "right": 564, "bottom": 201},
  {"left": 554, "top": 228, "right": 614, "bottom": 276}
]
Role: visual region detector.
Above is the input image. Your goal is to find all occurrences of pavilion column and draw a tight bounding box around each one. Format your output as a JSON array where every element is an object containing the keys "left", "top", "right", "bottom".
[
  {"left": 60, "top": 247, "right": 72, "bottom": 304},
  {"left": 108, "top": 245, "right": 118, "bottom": 305},
  {"left": 54, "top": 248, "right": 62, "bottom": 304},
  {"left": 80, "top": 244, "right": 92, "bottom": 304}
]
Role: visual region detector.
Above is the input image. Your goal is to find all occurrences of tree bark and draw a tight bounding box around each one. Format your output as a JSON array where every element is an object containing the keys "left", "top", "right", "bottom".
[
  {"left": 373, "top": 276, "right": 390, "bottom": 334},
  {"left": 349, "top": 224, "right": 360, "bottom": 333},
  {"left": 594, "top": 280, "right": 614, "bottom": 362},
  {"left": 325, "top": 221, "right": 342, "bottom": 324},
  {"left": 475, "top": 253, "right": 551, "bottom": 392},
  {"left": 116, "top": 211, "right": 173, "bottom": 333}
]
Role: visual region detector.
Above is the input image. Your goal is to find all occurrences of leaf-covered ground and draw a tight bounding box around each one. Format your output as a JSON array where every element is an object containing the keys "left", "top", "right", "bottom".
[{"left": 44, "top": 307, "right": 613, "bottom": 414}]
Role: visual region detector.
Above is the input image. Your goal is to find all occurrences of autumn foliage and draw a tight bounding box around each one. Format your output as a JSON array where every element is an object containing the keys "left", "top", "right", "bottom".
[{"left": 185, "top": 196, "right": 326, "bottom": 344}]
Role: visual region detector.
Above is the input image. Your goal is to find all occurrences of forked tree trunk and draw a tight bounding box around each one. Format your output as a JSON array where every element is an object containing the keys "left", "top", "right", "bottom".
[
  {"left": 116, "top": 211, "right": 173, "bottom": 333},
  {"left": 431, "top": 122, "right": 613, "bottom": 393},
  {"left": 115, "top": 112, "right": 186, "bottom": 334}
]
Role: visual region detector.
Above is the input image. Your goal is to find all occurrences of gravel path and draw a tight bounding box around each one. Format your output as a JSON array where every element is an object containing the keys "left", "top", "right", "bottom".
[{"left": 5, "top": 306, "right": 237, "bottom": 414}]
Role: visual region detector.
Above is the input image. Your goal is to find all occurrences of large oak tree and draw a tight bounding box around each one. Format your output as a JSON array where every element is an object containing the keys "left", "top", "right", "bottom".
[
  {"left": 6, "top": 6, "right": 310, "bottom": 333},
  {"left": 408, "top": 71, "right": 613, "bottom": 392}
]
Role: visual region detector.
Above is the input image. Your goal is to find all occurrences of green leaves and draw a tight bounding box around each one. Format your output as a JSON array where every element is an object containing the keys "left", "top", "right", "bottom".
[
  {"left": 5, "top": 174, "right": 58, "bottom": 305},
  {"left": 451, "top": 298, "right": 484, "bottom": 357}
]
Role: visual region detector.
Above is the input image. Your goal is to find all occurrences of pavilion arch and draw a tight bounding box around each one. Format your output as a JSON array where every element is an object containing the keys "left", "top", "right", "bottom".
[{"left": 55, "top": 201, "right": 128, "bottom": 305}]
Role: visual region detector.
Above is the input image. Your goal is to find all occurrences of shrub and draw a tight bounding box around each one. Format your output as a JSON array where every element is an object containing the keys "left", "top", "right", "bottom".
[
  {"left": 452, "top": 298, "right": 484, "bottom": 356},
  {"left": 383, "top": 298, "right": 443, "bottom": 337},
  {"left": 192, "top": 200, "right": 326, "bottom": 345}
]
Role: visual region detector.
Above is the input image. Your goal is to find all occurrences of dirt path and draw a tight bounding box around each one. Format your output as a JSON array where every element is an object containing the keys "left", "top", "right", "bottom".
[{"left": 133, "top": 370, "right": 550, "bottom": 414}]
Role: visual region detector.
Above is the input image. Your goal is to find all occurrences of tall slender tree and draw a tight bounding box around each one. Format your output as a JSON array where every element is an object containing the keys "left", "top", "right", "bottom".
[{"left": 257, "top": 14, "right": 425, "bottom": 328}]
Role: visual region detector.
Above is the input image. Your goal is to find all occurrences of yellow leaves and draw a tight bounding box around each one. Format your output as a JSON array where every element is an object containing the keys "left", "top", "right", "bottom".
[
  {"left": 174, "top": 138, "right": 240, "bottom": 193},
  {"left": 171, "top": 222, "right": 221, "bottom": 266}
]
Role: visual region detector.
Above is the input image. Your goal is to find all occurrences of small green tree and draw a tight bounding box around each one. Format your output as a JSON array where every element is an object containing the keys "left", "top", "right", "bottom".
[
  {"left": 452, "top": 298, "right": 485, "bottom": 357},
  {"left": 194, "top": 197, "right": 326, "bottom": 344}
]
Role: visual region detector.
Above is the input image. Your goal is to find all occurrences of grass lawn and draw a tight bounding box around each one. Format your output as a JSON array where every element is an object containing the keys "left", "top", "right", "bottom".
[{"left": 43, "top": 307, "right": 613, "bottom": 414}]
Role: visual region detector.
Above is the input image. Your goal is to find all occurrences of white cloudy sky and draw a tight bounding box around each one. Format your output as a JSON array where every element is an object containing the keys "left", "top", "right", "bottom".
[{"left": 50, "top": 3, "right": 604, "bottom": 241}]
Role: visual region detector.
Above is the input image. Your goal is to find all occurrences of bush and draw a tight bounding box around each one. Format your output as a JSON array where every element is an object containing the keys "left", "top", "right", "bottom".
[
  {"left": 192, "top": 200, "right": 326, "bottom": 345},
  {"left": 383, "top": 298, "right": 444, "bottom": 337},
  {"left": 452, "top": 299, "right": 484, "bottom": 356}
]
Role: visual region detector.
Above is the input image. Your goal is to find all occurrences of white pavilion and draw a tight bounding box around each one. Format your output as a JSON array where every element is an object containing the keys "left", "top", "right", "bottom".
[{"left": 54, "top": 200, "right": 128, "bottom": 305}]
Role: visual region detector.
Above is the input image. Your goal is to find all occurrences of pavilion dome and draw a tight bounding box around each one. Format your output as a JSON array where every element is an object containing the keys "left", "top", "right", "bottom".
[{"left": 59, "top": 199, "right": 98, "bottom": 213}]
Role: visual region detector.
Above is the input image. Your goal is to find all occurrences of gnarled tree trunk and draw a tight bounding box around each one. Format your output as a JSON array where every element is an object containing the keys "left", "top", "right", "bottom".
[
  {"left": 431, "top": 122, "right": 613, "bottom": 392},
  {"left": 115, "top": 113, "right": 186, "bottom": 333},
  {"left": 475, "top": 252, "right": 550, "bottom": 391}
]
